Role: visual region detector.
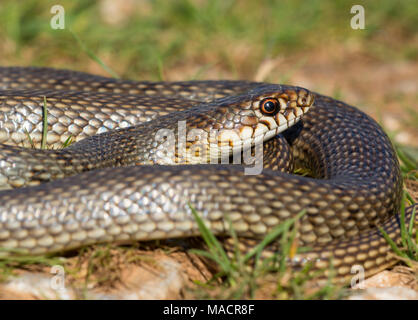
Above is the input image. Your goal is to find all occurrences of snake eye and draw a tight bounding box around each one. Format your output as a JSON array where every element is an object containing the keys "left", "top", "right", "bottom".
[{"left": 260, "top": 98, "right": 280, "bottom": 116}]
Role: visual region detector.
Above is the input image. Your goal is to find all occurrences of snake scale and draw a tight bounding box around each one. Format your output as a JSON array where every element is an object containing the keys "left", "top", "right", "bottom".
[{"left": 0, "top": 66, "right": 416, "bottom": 281}]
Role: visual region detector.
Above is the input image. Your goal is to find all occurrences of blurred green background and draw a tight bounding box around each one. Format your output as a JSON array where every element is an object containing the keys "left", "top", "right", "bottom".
[
  {"left": 0, "top": 0, "right": 416, "bottom": 79},
  {"left": 0, "top": 0, "right": 417, "bottom": 147}
]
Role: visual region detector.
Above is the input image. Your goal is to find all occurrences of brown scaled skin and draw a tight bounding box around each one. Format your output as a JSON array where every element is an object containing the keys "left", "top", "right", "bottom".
[{"left": 0, "top": 66, "right": 415, "bottom": 284}]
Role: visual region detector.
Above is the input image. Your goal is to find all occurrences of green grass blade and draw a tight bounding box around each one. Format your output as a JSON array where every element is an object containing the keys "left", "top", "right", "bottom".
[
  {"left": 41, "top": 96, "right": 48, "bottom": 150},
  {"left": 243, "top": 210, "right": 306, "bottom": 264},
  {"left": 157, "top": 56, "right": 165, "bottom": 81},
  {"left": 405, "top": 190, "right": 415, "bottom": 205},
  {"left": 188, "top": 248, "right": 228, "bottom": 271},
  {"left": 378, "top": 226, "right": 410, "bottom": 261},
  {"left": 408, "top": 205, "right": 416, "bottom": 236},
  {"left": 406, "top": 206, "right": 418, "bottom": 255},
  {"left": 224, "top": 214, "right": 245, "bottom": 271},
  {"left": 399, "top": 192, "right": 407, "bottom": 248},
  {"left": 189, "top": 204, "right": 231, "bottom": 273},
  {"left": 24, "top": 129, "right": 36, "bottom": 148},
  {"left": 397, "top": 146, "right": 417, "bottom": 173},
  {"left": 61, "top": 135, "right": 73, "bottom": 148},
  {"left": 69, "top": 29, "right": 119, "bottom": 79}
]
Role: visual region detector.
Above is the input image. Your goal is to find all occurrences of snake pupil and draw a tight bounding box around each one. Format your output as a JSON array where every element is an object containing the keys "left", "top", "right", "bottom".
[{"left": 260, "top": 98, "right": 279, "bottom": 115}]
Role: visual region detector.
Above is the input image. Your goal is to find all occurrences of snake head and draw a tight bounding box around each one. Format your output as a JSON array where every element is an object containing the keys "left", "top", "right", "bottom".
[
  {"left": 165, "top": 84, "right": 314, "bottom": 163},
  {"left": 212, "top": 84, "right": 315, "bottom": 148}
]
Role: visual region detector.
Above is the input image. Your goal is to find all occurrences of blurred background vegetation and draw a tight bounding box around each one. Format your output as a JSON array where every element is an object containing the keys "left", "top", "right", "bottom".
[
  {"left": 0, "top": 0, "right": 416, "bottom": 78},
  {"left": 0, "top": 0, "right": 416, "bottom": 147}
]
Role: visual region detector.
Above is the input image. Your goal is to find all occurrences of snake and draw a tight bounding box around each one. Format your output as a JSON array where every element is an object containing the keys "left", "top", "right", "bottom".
[{"left": 0, "top": 66, "right": 416, "bottom": 282}]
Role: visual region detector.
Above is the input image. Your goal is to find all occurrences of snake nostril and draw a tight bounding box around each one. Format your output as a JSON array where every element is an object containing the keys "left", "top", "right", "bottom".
[{"left": 298, "top": 96, "right": 307, "bottom": 106}]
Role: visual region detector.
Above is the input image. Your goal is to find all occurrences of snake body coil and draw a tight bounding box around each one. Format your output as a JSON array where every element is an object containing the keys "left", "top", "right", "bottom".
[{"left": 0, "top": 66, "right": 415, "bottom": 281}]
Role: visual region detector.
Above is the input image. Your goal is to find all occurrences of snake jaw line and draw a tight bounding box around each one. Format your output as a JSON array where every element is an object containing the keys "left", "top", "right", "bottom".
[{"left": 218, "top": 115, "right": 304, "bottom": 151}]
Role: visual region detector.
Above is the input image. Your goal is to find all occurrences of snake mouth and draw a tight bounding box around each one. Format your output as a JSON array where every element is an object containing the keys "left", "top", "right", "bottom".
[
  {"left": 258, "top": 114, "right": 303, "bottom": 141},
  {"left": 186, "top": 114, "right": 303, "bottom": 163},
  {"left": 185, "top": 87, "right": 314, "bottom": 162},
  {"left": 213, "top": 114, "right": 304, "bottom": 155}
]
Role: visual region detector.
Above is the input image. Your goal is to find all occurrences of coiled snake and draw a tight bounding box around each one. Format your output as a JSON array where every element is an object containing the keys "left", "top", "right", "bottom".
[{"left": 0, "top": 66, "right": 416, "bottom": 281}]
